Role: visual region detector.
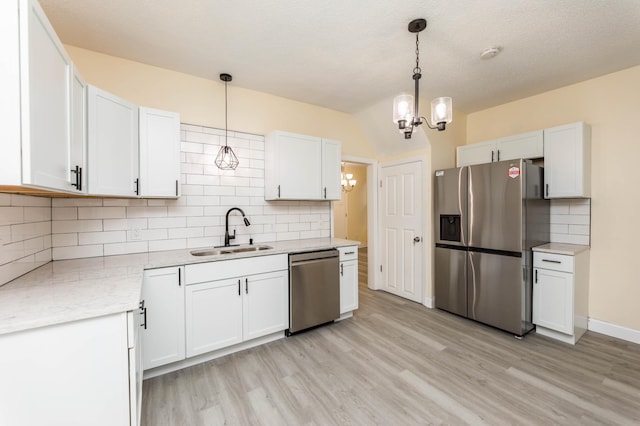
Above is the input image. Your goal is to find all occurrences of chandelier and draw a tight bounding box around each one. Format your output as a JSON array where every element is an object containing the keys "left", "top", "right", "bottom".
[
  {"left": 341, "top": 172, "right": 357, "bottom": 192},
  {"left": 392, "top": 18, "right": 452, "bottom": 139}
]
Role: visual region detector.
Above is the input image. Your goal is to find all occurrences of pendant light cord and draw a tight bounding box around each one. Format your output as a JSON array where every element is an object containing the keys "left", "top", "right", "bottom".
[{"left": 224, "top": 80, "right": 228, "bottom": 148}]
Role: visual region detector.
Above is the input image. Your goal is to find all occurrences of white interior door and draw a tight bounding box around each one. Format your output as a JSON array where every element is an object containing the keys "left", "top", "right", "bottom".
[
  {"left": 333, "top": 193, "right": 348, "bottom": 239},
  {"left": 379, "top": 160, "right": 423, "bottom": 302}
]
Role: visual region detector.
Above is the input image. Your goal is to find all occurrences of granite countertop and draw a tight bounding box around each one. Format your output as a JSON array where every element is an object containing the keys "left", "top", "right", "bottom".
[
  {"left": 533, "top": 243, "right": 590, "bottom": 256},
  {"left": 0, "top": 238, "right": 359, "bottom": 336}
]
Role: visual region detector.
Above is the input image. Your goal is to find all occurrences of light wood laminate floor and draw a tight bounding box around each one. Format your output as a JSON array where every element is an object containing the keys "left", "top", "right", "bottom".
[{"left": 142, "top": 248, "right": 640, "bottom": 425}]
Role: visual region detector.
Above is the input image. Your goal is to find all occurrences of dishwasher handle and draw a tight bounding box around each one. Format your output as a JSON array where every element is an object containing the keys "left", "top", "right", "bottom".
[{"left": 290, "top": 257, "right": 338, "bottom": 268}]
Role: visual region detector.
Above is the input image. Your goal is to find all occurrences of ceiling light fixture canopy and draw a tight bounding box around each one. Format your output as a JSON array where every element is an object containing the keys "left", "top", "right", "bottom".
[
  {"left": 392, "top": 18, "right": 452, "bottom": 139},
  {"left": 215, "top": 73, "right": 239, "bottom": 170}
]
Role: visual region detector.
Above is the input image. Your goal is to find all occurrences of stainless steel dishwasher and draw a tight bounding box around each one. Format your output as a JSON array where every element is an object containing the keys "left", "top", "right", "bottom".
[{"left": 288, "top": 249, "right": 340, "bottom": 335}]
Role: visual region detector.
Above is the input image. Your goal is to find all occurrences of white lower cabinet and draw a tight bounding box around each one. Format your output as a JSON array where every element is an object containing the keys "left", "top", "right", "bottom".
[
  {"left": 533, "top": 249, "right": 590, "bottom": 344},
  {"left": 184, "top": 254, "right": 289, "bottom": 358},
  {"left": 339, "top": 246, "right": 359, "bottom": 314},
  {"left": 0, "top": 311, "right": 141, "bottom": 426},
  {"left": 185, "top": 277, "right": 243, "bottom": 356},
  {"left": 141, "top": 266, "right": 185, "bottom": 369}
]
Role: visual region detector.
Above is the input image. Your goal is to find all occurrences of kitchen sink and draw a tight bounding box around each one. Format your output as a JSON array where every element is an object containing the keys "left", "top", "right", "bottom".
[{"left": 190, "top": 245, "right": 273, "bottom": 256}]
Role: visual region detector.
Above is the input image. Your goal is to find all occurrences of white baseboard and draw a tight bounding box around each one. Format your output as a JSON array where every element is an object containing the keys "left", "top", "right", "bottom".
[
  {"left": 424, "top": 297, "right": 434, "bottom": 309},
  {"left": 588, "top": 318, "right": 640, "bottom": 344}
]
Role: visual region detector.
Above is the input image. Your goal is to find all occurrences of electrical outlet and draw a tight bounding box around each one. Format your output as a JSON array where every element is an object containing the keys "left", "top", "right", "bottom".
[{"left": 130, "top": 228, "right": 141, "bottom": 241}]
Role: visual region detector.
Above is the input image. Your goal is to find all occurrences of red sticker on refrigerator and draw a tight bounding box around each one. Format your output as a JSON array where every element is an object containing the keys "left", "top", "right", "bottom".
[{"left": 508, "top": 166, "right": 520, "bottom": 178}]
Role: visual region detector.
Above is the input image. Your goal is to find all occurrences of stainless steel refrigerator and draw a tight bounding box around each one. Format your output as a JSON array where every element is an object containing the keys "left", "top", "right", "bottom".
[{"left": 434, "top": 159, "right": 549, "bottom": 336}]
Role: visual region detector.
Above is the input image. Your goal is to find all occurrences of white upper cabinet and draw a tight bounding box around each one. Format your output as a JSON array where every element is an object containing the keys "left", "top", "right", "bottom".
[
  {"left": 0, "top": 0, "right": 82, "bottom": 192},
  {"left": 69, "top": 65, "right": 87, "bottom": 193},
  {"left": 456, "top": 140, "right": 496, "bottom": 167},
  {"left": 321, "top": 138, "right": 342, "bottom": 200},
  {"left": 87, "top": 85, "right": 140, "bottom": 197},
  {"left": 139, "top": 107, "right": 181, "bottom": 198},
  {"left": 496, "top": 130, "right": 544, "bottom": 162},
  {"left": 543, "top": 122, "right": 591, "bottom": 198},
  {"left": 457, "top": 130, "right": 543, "bottom": 167},
  {"left": 265, "top": 130, "right": 341, "bottom": 200}
]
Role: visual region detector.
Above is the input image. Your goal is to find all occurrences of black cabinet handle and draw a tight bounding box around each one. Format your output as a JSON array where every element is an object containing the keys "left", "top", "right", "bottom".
[
  {"left": 135, "top": 178, "right": 140, "bottom": 195},
  {"left": 542, "top": 259, "right": 562, "bottom": 264},
  {"left": 497, "top": 150, "right": 500, "bottom": 161},
  {"left": 238, "top": 279, "right": 241, "bottom": 296},
  {"left": 535, "top": 269, "right": 538, "bottom": 283},
  {"left": 340, "top": 263, "right": 344, "bottom": 276},
  {"left": 139, "top": 300, "right": 147, "bottom": 330},
  {"left": 545, "top": 184, "right": 549, "bottom": 197},
  {"left": 245, "top": 278, "right": 248, "bottom": 294},
  {"left": 278, "top": 185, "right": 281, "bottom": 198},
  {"left": 175, "top": 179, "right": 179, "bottom": 196},
  {"left": 324, "top": 187, "right": 327, "bottom": 199},
  {"left": 70, "top": 165, "right": 82, "bottom": 191},
  {"left": 178, "top": 268, "right": 182, "bottom": 286},
  {"left": 491, "top": 151, "right": 494, "bottom": 162}
]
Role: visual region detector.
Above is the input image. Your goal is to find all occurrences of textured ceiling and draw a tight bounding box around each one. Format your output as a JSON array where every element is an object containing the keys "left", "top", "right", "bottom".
[{"left": 40, "top": 0, "right": 640, "bottom": 116}]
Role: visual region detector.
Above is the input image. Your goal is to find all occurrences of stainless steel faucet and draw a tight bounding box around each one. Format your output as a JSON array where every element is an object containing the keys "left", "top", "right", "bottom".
[{"left": 224, "top": 207, "right": 250, "bottom": 246}]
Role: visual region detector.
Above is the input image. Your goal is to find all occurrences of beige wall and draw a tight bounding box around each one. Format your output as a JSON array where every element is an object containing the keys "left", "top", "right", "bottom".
[
  {"left": 467, "top": 65, "right": 640, "bottom": 330},
  {"left": 65, "top": 45, "right": 374, "bottom": 158}
]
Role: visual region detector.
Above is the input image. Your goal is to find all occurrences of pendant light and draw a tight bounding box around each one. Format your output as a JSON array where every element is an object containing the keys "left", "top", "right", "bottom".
[
  {"left": 392, "top": 18, "right": 452, "bottom": 139},
  {"left": 215, "top": 73, "right": 239, "bottom": 170}
]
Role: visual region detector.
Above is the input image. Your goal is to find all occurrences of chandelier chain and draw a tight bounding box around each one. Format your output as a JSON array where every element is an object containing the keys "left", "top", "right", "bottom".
[{"left": 414, "top": 33, "right": 421, "bottom": 75}]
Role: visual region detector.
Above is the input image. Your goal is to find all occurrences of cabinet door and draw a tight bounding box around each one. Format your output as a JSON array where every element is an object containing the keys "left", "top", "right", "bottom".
[
  {"left": 543, "top": 122, "right": 591, "bottom": 198},
  {"left": 456, "top": 140, "right": 496, "bottom": 167},
  {"left": 87, "top": 85, "right": 139, "bottom": 197},
  {"left": 495, "top": 130, "right": 543, "bottom": 161},
  {"left": 69, "top": 65, "right": 87, "bottom": 193},
  {"left": 265, "top": 131, "right": 322, "bottom": 200},
  {"left": 243, "top": 270, "right": 289, "bottom": 341},
  {"left": 142, "top": 267, "right": 186, "bottom": 370},
  {"left": 321, "top": 138, "right": 342, "bottom": 200},
  {"left": 0, "top": 313, "right": 130, "bottom": 425},
  {"left": 340, "top": 260, "right": 358, "bottom": 314},
  {"left": 533, "top": 268, "right": 573, "bottom": 334},
  {"left": 139, "top": 107, "right": 181, "bottom": 197},
  {"left": 185, "top": 278, "right": 243, "bottom": 357},
  {"left": 19, "top": 0, "right": 72, "bottom": 191}
]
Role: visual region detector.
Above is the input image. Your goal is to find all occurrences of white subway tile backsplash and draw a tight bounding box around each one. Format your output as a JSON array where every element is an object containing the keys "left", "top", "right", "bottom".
[
  {"left": 24, "top": 207, "right": 51, "bottom": 222},
  {"left": 0, "top": 207, "right": 24, "bottom": 226},
  {"left": 52, "top": 198, "right": 103, "bottom": 207},
  {"left": 52, "top": 207, "right": 77, "bottom": 221},
  {"left": 78, "top": 207, "right": 126, "bottom": 220},
  {"left": 103, "top": 218, "right": 148, "bottom": 232},
  {"left": 168, "top": 227, "right": 204, "bottom": 239},
  {"left": 0, "top": 194, "right": 11, "bottom": 206},
  {"left": 127, "top": 206, "right": 168, "bottom": 218},
  {"left": 78, "top": 231, "right": 127, "bottom": 245},
  {"left": 104, "top": 241, "right": 148, "bottom": 256},
  {"left": 52, "top": 233, "right": 78, "bottom": 247},
  {"left": 52, "top": 220, "right": 102, "bottom": 234},
  {"left": 11, "top": 194, "right": 50, "bottom": 207},
  {"left": 148, "top": 217, "right": 187, "bottom": 229},
  {"left": 53, "top": 244, "right": 104, "bottom": 260},
  {"left": 167, "top": 206, "right": 204, "bottom": 217},
  {"left": 549, "top": 199, "right": 591, "bottom": 245},
  {"left": 149, "top": 239, "right": 187, "bottom": 252}
]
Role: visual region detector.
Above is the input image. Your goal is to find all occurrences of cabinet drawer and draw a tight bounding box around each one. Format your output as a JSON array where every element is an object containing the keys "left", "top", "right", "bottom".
[
  {"left": 533, "top": 252, "right": 574, "bottom": 273},
  {"left": 338, "top": 246, "right": 358, "bottom": 261},
  {"left": 185, "top": 254, "right": 288, "bottom": 284}
]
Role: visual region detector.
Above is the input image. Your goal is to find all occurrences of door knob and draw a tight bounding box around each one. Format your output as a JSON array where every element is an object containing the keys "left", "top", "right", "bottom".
[{"left": 413, "top": 236, "right": 422, "bottom": 243}]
